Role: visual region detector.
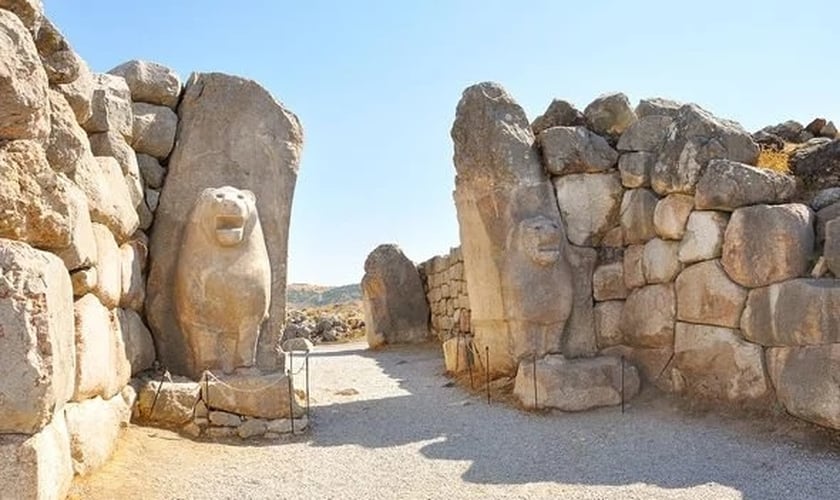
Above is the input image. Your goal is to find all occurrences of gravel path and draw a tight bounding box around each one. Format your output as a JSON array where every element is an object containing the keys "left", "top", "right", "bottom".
[{"left": 70, "top": 341, "right": 840, "bottom": 500}]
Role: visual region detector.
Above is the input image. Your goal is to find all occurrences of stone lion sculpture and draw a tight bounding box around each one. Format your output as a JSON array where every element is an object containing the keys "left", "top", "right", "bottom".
[{"left": 174, "top": 186, "right": 271, "bottom": 377}]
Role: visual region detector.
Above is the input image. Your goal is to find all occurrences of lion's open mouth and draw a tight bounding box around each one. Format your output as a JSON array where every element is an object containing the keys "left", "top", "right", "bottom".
[{"left": 215, "top": 215, "right": 246, "bottom": 245}]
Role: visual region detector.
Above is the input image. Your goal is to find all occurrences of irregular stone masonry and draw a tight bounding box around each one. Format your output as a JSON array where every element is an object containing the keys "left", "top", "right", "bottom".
[{"left": 417, "top": 247, "right": 471, "bottom": 341}]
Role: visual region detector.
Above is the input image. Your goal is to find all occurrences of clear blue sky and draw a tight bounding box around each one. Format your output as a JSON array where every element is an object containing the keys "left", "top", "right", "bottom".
[{"left": 48, "top": 1, "right": 839, "bottom": 286}]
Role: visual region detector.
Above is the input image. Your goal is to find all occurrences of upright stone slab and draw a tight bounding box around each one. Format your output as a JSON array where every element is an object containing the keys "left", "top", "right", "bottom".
[
  {"left": 361, "top": 244, "right": 429, "bottom": 348},
  {"left": 0, "top": 412, "right": 73, "bottom": 500},
  {"left": 147, "top": 73, "right": 303, "bottom": 376},
  {"left": 452, "top": 82, "right": 574, "bottom": 375}
]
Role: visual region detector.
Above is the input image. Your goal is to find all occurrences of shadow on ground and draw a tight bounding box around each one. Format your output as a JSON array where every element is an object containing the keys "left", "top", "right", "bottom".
[{"left": 303, "top": 343, "right": 840, "bottom": 500}]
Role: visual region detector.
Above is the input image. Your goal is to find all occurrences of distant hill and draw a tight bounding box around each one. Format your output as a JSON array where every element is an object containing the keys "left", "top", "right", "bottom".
[{"left": 286, "top": 283, "right": 362, "bottom": 308}]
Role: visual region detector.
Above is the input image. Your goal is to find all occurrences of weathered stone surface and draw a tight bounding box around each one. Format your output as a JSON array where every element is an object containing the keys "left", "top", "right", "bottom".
[
  {"left": 623, "top": 244, "right": 646, "bottom": 289},
  {"left": 594, "top": 300, "right": 623, "bottom": 349},
  {"left": 442, "top": 336, "right": 470, "bottom": 374},
  {"left": 70, "top": 267, "right": 96, "bottom": 297},
  {"left": 621, "top": 284, "right": 675, "bottom": 348},
  {"left": 652, "top": 104, "right": 759, "bottom": 195},
  {"left": 676, "top": 260, "right": 746, "bottom": 328},
  {"left": 678, "top": 211, "right": 728, "bottom": 264},
  {"left": 64, "top": 395, "right": 126, "bottom": 475},
  {"left": 237, "top": 418, "right": 267, "bottom": 439},
  {"left": 695, "top": 159, "right": 796, "bottom": 211},
  {"left": 148, "top": 73, "right": 303, "bottom": 376},
  {"left": 617, "top": 115, "right": 673, "bottom": 152},
  {"left": 673, "top": 322, "right": 768, "bottom": 401},
  {"left": 0, "top": 0, "right": 43, "bottom": 32},
  {"left": 635, "top": 97, "right": 682, "bottom": 118},
  {"left": 514, "top": 355, "right": 639, "bottom": 411},
  {"left": 202, "top": 371, "right": 304, "bottom": 419},
  {"left": 117, "top": 308, "right": 155, "bottom": 375},
  {"left": 88, "top": 131, "right": 144, "bottom": 207},
  {"left": 119, "top": 236, "right": 147, "bottom": 312},
  {"left": 91, "top": 223, "right": 121, "bottom": 309},
  {"left": 531, "top": 99, "right": 585, "bottom": 135},
  {"left": 584, "top": 92, "right": 636, "bottom": 137},
  {"left": 601, "top": 226, "right": 623, "bottom": 248},
  {"left": 643, "top": 238, "right": 681, "bottom": 284},
  {"left": 131, "top": 102, "right": 177, "bottom": 159},
  {"left": 767, "top": 345, "right": 840, "bottom": 430},
  {"left": 826, "top": 219, "right": 840, "bottom": 276},
  {"left": 0, "top": 240, "right": 74, "bottom": 434},
  {"left": 722, "top": 204, "right": 814, "bottom": 288},
  {"left": 54, "top": 58, "right": 93, "bottom": 124},
  {"left": 741, "top": 279, "right": 840, "bottom": 346},
  {"left": 653, "top": 193, "right": 693, "bottom": 240},
  {"left": 172, "top": 187, "right": 271, "bottom": 378},
  {"left": 209, "top": 410, "right": 241, "bottom": 427},
  {"left": 362, "top": 244, "right": 429, "bottom": 348},
  {"left": 135, "top": 377, "right": 199, "bottom": 427},
  {"left": 33, "top": 18, "right": 79, "bottom": 85},
  {"left": 0, "top": 9, "right": 49, "bottom": 141},
  {"left": 553, "top": 173, "right": 622, "bottom": 246},
  {"left": 538, "top": 126, "right": 618, "bottom": 175},
  {"left": 73, "top": 294, "right": 130, "bottom": 401},
  {"left": 562, "top": 245, "right": 597, "bottom": 358},
  {"left": 821, "top": 121, "right": 838, "bottom": 138},
  {"left": 761, "top": 121, "right": 803, "bottom": 142},
  {"left": 618, "top": 152, "right": 654, "bottom": 188},
  {"left": 791, "top": 139, "right": 840, "bottom": 192},
  {"left": 108, "top": 60, "right": 181, "bottom": 109},
  {"left": 811, "top": 187, "right": 840, "bottom": 212},
  {"left": 816, "top": 201, "right": 840, "bottom": 243},
  {"left": 601, "top": 345, "right": 676, "bottom": 391},
  {"left": 281, "top": 337, "right": 314, "bottom": 353},
  {"left": 137, "top": 153, "right": 165, "bottom": 189},
  {"left": 72, "top": 156, "right": 139, "bottom": 243},
  {"left": 593, "top": 262, "right": 628, "bottom": 301},
  {"left": 0, "top": 411, "right": 73, "bottom": 500},
  {"left": 46, "top": 89, "right": 89, "bottom": 175},
  {"left": 620, "top": 188, "right": 658, "bottom": 245},
  {"left": 146, "top": 188, "right": 160, "bottom": 212},
  {"left": 82, "top": 73, "right": 132, "bottom": 138}
]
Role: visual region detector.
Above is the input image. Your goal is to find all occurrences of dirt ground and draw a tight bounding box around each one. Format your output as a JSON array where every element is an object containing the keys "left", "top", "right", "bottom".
[{"left": 69, "top": 341, "right": 840, "bottom": 500}]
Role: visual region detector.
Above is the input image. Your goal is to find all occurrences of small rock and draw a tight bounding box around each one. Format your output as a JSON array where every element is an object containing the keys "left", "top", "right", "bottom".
[{"left": 531, "top": 99, "right": 585, "bottom": 134}]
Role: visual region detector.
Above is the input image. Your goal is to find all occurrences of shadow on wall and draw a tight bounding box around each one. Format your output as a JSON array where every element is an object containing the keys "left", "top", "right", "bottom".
[{"left": 303, "top": 344, "right": 839, "bottom": 499}]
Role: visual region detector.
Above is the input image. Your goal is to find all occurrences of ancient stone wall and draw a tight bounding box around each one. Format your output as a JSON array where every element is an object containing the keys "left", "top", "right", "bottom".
[{"left": 417, "top": 247, "right": 471, "bottom": 341}]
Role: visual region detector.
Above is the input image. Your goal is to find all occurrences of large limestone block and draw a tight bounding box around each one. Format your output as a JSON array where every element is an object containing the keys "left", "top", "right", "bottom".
[
  {"left": 64, "top": 395, "right": 126, "bottom": 475},
  {"left": 54, "top": 58, "right": 94, "bottom": 124},
  {"left": 173, "top": 187, "right": 271, "bottom": 377},
  {"left": 119, "top": 236, "right": 147, "bottom": 311},
  {"left": 620, "top": 188, "right": 658, "bottom": 245},
  {"left": 82, "top": 73, "right": 132, "bottom": 138},
  {"left": 0, "top": 412, "right": 73, "bottom": 500},
  {"left": 553, "top": 172, "right": 622, "bottom": 246},
  {"left": 45, "top": 89, "right": 89, "bottom": 175},
  {"left": 91, "top": 223, "right": 121, "bottom": 309},
  {"left": 623, "top": 244, "right": 645, "bottom": 289},
  {"left": 202, "top": 371, "right": 304, "bottom": 419},
  {"left": 117, "top": 309, "right": 155, "bottom": 375},
  {"left": 676, "top": 260, "right": 746, "bottom": 328},
  {"left": 72, "top": 156, "right": 139, "bottom": 243},
  {"left": 0, "top": 240, "right": 75, "bottom": 434},
  {"left": 621, "top": 284, "right": 675, "bottom": 348},
  {"left": 643, "top": 238, "right": 681, "bottom": 284},
  {"left": 562, "top": 245, "right": 597, "bottom": 358},
  {"left": 594, "top": 300, "right": 623, "bottom": 349},
  {"left": 137, "top": 153, "right": 165, "bottom": 189},
  {"left": 33, "top": 18, "right": 79, "bottom": 85},
  {"left": 135, "top": 377, "right": 199, "bottom": 427},
  {"left": 721, "top": 204, "right": 814, "bottom": 288},
  {"left": 88, "top": 131, "right": 144, "bottom": 207},
  {"left": 593, "top": 262, "right": 628, "bottom": 301},
  {"left": 0, "top": 9, "right": 49, "bottom": 141},
  {"left": 790, "top": 138, "right": 840, "bottom": 192},
  {"left": 816, "top": 201, "right": 840, "bottom": 244},
  {"left": 741, "top": 279, "right": 840, "bottom": 346},
  {"left": 442, "top": 336, "right": 470, "bottom": 374},
  {"left": 695, "top": 159, "right": 796, "bottom": 211},
  {"left": 531, "top": 99, "right": 584, "bottom": 135},
  {"left": 678, "top": 211, "right": 728, "bottom": 263},
  {"left": 652, "top": 104, "right": 759, "bottom": 195},
  {"left": 108, "top": 60, "right": 181, "bottom": 109},
  {"left": 538, "top": 126, "right": 618, "bottom": 175},
  {"left": 147, "top": 72, "right": 303, "bottom": 376},
  {"left": 362, "top": 244, "right": 429, "bottom": 348},
  {"left": 767, "top": 345, "right": 840, "bottom": 430},
  {"left": 825, "top": 219, "right": 840, "bottom": 276},
  {"left": 72, "top": 294, "right": 130, "bottom": 401},
  {"left": 635, "top": 97, "right": 682, "bottom": 118},
  {"left": 131, "top": 102, "right": 177, "bottom": 159},
  {"left": 514, "top": 355, "right": 640, "bottom": 411},
  {"left": 583, "top": 93, "right": 636, "bottom": 137},
  {"left": 601, "top": 345, "right": 676, "bottom": 392},
  {"left": 618, "top": 152, "right": 654, "bottom": 188},
  {"left": 653, "top": 194, "right": 694, "bottom": 240},
  {"left": 673, "top": 322, "right": 768, "bottom": 401},
  {"left": 617, "top": 115, "right": 673, "bottom": 152}
]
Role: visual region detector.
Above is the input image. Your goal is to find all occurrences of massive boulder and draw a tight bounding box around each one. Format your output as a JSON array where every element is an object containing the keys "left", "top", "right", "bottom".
[
  {"left": 538, "top": 126, "right": 618, "bottom": 175},
  {"left": 87, "top": 131, "right": 143, "bottom": 207},
  {"left": 552, "top": 172, "right": 622, "bottom": 246},
  {"left": 620, "top": 188, "right": 658, "bottom": 245},
  {"left": 790, "top": 138, "right": 840, "bottom": 192},
  {"left": 81, "top": 73, "right": 133, "bottom": 138},
  {"left": 721, "top": 204, "right": 814, "bottom": 288},
  {"left": 72, "top": 156, "right": 139, "bottom": 243},
  {"left": 130, "top": 102, "right": 177, "bottom": 159},
  {"left": 0, "top": 239, "right": 75, "bottom": 434},
  {"left": 651, "top": 104, "right": 759, "bottom": 195},
  {"left": 767, "top": 345, "right": 840, "bottom": 430},
  {"left": 55, "top": 58, "right": 94, "bottom": 124},
  {"left": 362, "top": 244, "right": 429, "bottom": 348},
  {"left": 33, "top": 18, "right": 80, "bottom": 85},
  {"left": 45, "top": 89, "right": 90, "bottom": 175},
  {"left": 72, "top": 294, "right": 130, "bottom": 401},
  {"left": 0, "top": 412, "right": 73, "bottom": 500},
  {"left": 618, "top": 152, "right": 654, "bottom": 188},
  {"left": 617, "top": 115, "right": 672, "bottom": 152},
  {"left": 676, "top": 260, "right": 747, "bottom": 329},
  {"left": 620, "top": 284, "right": 675, "bottom": 348},
  {"left": 653, "top": 193, "right": 693, "bottom": 240},
  {"left": 583, "top": 92, "right": 636, "bottom": 137},
  {"left": 108, "top": 59, "right": 181, "bottom": 109},
  {"left": 147, "top": 72, "right": 303, "bottom": 375},
  {"left": 694, "top": 159, "right": 796, "bottom": 211},
  {"left": 531, "top": 99, "right": 585, "bottom": 134},
  {"left": 678, "top": 211, "right": 728, "bottom": 263},
  {"left": 64, "top": 395, "right": 128, "bottom": 475}
]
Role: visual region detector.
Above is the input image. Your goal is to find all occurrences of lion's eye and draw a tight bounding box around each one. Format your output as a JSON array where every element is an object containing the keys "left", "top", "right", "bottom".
[
  {"left": 237, "top": 194, "right": 245, "bottom": 200},
  {"left": 215, "top": 193, "right": 224, "bottom": 200}
]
